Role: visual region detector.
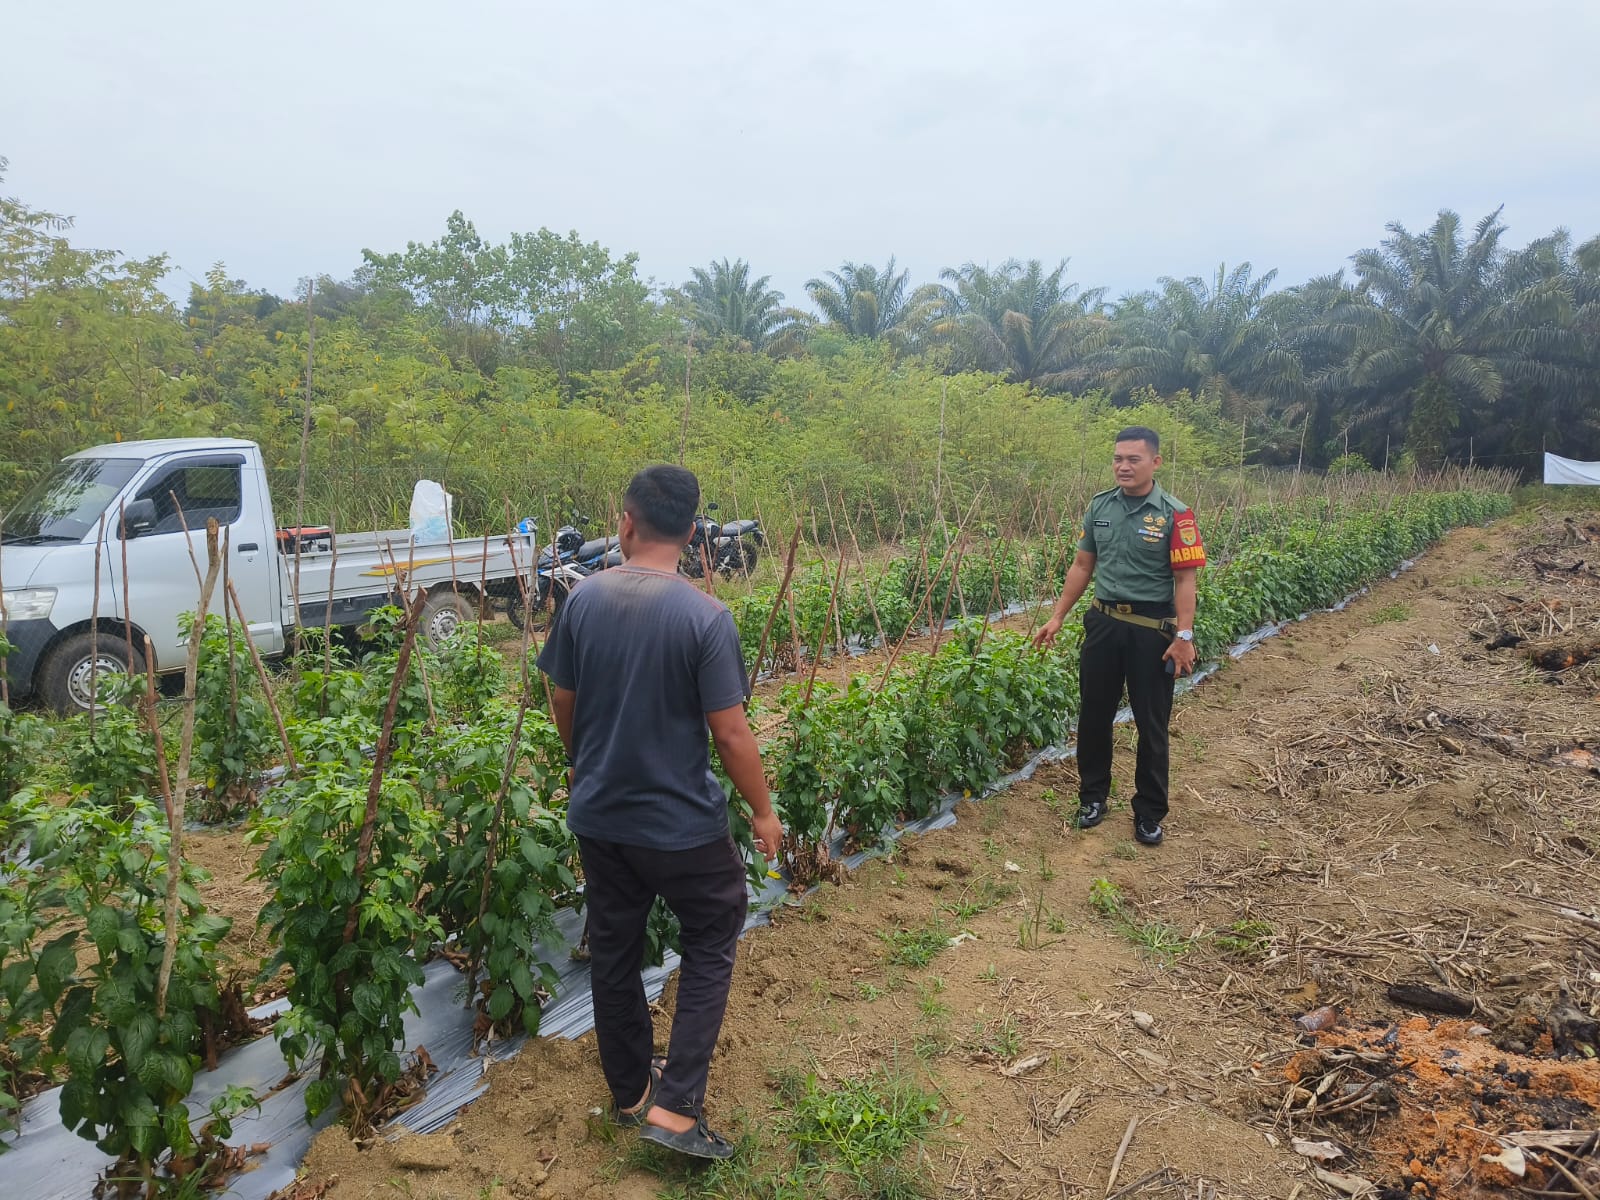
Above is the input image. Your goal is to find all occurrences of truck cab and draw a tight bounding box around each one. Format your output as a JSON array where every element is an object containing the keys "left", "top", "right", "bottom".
[{"left": 2, "top": 438, "right": 285, "bottom": 711}]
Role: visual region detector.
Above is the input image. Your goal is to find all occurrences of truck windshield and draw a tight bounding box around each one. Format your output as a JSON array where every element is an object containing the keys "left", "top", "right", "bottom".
[{"left": 1, "top": 458, "right": 143, "bottom": 543}]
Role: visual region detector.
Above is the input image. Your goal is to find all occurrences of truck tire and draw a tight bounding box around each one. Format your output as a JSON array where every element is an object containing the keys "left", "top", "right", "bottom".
[
  {"left": 40, "top": 631, "right": 146, "bottom": 714},
  {"left": 419, "top": 589, "right": 475, "bottom": 646}
]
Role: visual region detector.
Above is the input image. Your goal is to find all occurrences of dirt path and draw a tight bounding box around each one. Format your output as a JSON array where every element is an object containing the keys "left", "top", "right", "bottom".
[{"left": 280, "top": 512, "right": 1600, "bottom": 1199}]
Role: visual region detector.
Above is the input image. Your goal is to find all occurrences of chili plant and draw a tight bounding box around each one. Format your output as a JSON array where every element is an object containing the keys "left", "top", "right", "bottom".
[
  {"left": 250, "top": 760, "right": 441, "bottom": 1128},
  {"left": 415, "top": 705, "right": 576, "bottom": 1038},
  {"left": 14, "top": 791, "right": 235, "bottom": 1194}
]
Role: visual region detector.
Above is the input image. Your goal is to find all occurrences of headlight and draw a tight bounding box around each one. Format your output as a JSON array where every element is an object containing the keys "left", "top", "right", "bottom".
[{"left": 0, "top": 588, "right": 57, "bottom": 621}]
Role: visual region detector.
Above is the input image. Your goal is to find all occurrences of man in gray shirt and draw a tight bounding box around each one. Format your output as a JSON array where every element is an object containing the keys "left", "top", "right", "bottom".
[{"left": 538, "top": 465, "right": 782, "bottom": 1160}]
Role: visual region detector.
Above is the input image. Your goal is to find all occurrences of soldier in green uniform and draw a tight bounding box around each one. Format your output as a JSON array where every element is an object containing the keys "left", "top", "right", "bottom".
[{"left": 1033, "top": 427, "right": 1206, "bottom": 845}]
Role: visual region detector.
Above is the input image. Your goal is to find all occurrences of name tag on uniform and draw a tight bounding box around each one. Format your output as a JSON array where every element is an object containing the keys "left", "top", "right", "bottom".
[{"left": 1093, "top": 520, "right": 1111, "bottom": 526}]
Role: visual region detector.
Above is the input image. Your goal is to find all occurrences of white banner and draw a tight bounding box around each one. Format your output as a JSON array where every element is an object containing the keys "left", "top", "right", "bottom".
[{"left": 1544, "top": 453, "right": 1600, "bottom": 486}]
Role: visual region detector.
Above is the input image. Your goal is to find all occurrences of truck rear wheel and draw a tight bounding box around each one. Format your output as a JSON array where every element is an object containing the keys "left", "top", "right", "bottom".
[
  {"left": 40, "top": 631, "right": 146, "bottom": 714},
  {"left": 419, "top": 590, "right": 475, "bottom": 646}
]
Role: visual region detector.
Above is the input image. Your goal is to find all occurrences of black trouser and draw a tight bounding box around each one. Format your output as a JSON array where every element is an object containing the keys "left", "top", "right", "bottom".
[
  {"left": 1077, "top": 605, "right": 1176, "bottom": 826},
  {"left": 576, "top": 833, "right": 748, "bottom": 1117}
]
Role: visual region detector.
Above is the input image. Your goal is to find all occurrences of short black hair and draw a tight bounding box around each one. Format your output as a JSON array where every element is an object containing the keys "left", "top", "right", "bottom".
[
  {"left": 1114, "top": 426, "right": 1160, "bottom": 453},
  {"left": 624, "top": 465, "right": 699, "bottom": 543}
]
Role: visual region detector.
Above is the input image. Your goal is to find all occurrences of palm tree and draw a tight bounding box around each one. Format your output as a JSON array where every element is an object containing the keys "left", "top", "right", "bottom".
[
  {"left": 1324, "top": 208, "right": 1578, "bottom": 468},
  {"left": 673, "top": 258, "right": 808, "bottom": 353},
  {"left": 918, "top": 258, "right": 1110, "bottom": 390},
  {"left": 1457, "top": 230, "right": 1600, "bottom": 465},
  {"left": 1112, "top": 263, "right": 1306, "bottom": 415},
  {"left": 805, "top": 258, "right": 912, "bottom": 340}
]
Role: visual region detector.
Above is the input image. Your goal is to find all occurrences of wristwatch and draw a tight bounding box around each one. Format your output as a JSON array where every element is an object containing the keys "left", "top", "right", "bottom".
[{"left": 1175, "top": 630, "right": 1193, "bottom": 641}]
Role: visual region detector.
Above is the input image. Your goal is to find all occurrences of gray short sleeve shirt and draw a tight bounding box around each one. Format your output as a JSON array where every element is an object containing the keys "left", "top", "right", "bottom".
[{"left": 536, "top": 565, "right": 751, "bottom": 851}]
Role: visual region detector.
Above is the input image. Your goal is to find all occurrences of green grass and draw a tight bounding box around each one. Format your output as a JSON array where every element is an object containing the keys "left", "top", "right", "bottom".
[
  {"left": 881, "top": 920, "right": 948, "bottom": 968},
  {"left": 786, "top": 1068, "right": 945, "bottom": 1175},
  {"left": 643, "top": 1062, "right": 948, "bottom": 1200},
  {"left": 967, "top": 1014, "right": 1023, "bottom": 1060},
  {"left": 1367, "top": 602, "right": 1414, "bottom": 624},
  {"left": 1087, "top": 877, "right": 1190, "bottom": 960},
  {"left": 1213, "top": 917, "right": 1274, "bottom": 959},
  {"left": 1088, "top": 877, "right": 1127, "bottom": 918},
  {"left": 941, "top": 875, "right": 1013, "bottom": 922}
]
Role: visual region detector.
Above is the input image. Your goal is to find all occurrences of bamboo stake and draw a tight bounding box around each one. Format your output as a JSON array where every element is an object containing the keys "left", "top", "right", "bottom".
[
  {"left": 504, "top": 501, "right": 553, "bottom": 712},
  {"left": 157, "top": 518, "right": 222, "bottom": 1018},
  {"left": 831, "top": 485, "right": 886, "bottom": 650},
  {"left": 465, "top": 519, "right": 540, "bottom": 1009},
  {"left": 338, "top": 584, "right": 427, "bottom": 954},
  {"left": 749, "top": 521, "right": 803, "bottom": 693},
  {"left": 227, "top": 581, "right": 296, "bottom": 775},
  {"left": 320, "top": 511, "right": 340, "bottom": 717},
  {"left": 1105, "top": 1116, "right": 1139, "bottom": 1196},
  {"left": 88, "top": 512, "right": 106, "bottom": 728},
  {"left": 291, "top": 278, "right": 316, "bottom": 656},
  {"left": 119, "top": 503, "right": 133, "bottom": 683},
  {"left": 142, "top": 635, "right": 176, "bottom": 824},
  {"left": 222, "top": 527, "right": 239, "bottom": 784},
  {"left": 475, "top": 533, "right": 490, "bottom": 647},
  {"left": 801, "top": 548, "right": 848, "bottom": 709}
]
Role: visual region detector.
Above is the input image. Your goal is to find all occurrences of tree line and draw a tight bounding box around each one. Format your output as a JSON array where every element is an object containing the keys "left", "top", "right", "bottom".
[{"left": 3, "top": 158, "right": 1596, "bottom": 526}]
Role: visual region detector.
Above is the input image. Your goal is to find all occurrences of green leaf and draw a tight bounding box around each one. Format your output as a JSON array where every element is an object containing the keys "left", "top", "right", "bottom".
[
  {"left": 486, "top": 985, "right": 514, "bottom": 1022},
  {"left": 85, "top": 904, "right": 120, "bottom": 952},
  {"left": 35, "top": 933, "right": 79, "bottom": 1004},
  {"left": 121, "top": 1011, "right": 158, "bottom": 1073},
  {"left": 305, "top": 1078, "right": 338, "bottom": 1119}
]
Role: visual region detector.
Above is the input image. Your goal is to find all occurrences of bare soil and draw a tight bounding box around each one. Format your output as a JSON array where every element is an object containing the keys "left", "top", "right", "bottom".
[{"left": 210, "top": 511, "right": 1600, "bottom": 1200}]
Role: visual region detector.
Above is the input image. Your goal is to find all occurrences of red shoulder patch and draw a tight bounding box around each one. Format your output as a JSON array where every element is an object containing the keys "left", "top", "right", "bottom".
[{"left": 1169, "top": 509, "right": 1206, "bottom": 568}]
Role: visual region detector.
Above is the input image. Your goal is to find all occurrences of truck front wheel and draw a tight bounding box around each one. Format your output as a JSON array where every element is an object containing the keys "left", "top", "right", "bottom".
[{"left": 40, "top": 631, "right": 146, "bottom": 714}]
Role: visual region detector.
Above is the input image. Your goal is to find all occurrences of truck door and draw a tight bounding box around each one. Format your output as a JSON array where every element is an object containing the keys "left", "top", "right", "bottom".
[{"left": 110, "top": 454, "right": 278, "bottom": 668}]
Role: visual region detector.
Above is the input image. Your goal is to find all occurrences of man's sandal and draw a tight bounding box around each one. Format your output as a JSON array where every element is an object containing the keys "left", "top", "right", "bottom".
[
  {"left": 612, "top": 1055, "right": 668, "bottom": 1128},
  {"left": 638, "top": 1117, "right": 736, "bottom": 1160}
]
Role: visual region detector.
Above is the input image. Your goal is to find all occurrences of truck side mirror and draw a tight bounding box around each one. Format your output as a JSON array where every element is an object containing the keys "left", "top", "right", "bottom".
[{"left": 120, "top": 498, "right": 158, "bottom": 537}]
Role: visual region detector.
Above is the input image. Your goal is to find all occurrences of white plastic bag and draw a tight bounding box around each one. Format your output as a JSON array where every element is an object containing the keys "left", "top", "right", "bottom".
[{"left": 409, "top": 480, "right": 453, "bottom": 544}]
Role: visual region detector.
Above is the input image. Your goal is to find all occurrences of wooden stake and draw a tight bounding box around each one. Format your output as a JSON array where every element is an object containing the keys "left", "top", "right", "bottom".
[
  {"left": 749, "top": 521, "right": 803, "bottom": 693},
  {"left": 1105, "top": 1116, "right": 1139, "bottom": 1196},
  {"left": 338, "top": 584, "right": 427, "bottom": 951},
  {"left": 466, "top": 514, "right": 542, "bottom": 1009},
  {"left": 157, "top": 518, "right": 223, "bottom": 1018},
  {"left": 801, "top": 549, "right": 848, "bottom": 709},
  {"left": 88, "top": 512, "right": 106, "bottom": 729},
  {"left": 320, "top": 510, "right": 340, "bottom": 717},
  {"left": 291, "top": 277, "right": 316, "bottom": 656},
  {"left": 227, "top": 580, "right": 297, "bottom": 775},
  {"left": 142, "top": 634, "right": 175, "bottom": 824}
]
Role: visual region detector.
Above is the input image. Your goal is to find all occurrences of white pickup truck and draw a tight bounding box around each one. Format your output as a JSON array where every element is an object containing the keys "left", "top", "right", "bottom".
[{"left": 1, "top": 438, "right": 535, "bottom": 712}]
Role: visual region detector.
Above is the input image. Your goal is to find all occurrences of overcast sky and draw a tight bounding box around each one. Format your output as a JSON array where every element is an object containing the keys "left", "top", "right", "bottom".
[{"left": 6, "top": 0, "right": 1598, "bottom": 309}]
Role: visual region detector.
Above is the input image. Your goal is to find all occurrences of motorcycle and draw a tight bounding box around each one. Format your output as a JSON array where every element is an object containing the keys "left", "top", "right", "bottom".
[
  {"left": 681, "top": 503, "right": 764, "bottom": 579},
  {"left": 504, "top": 517, "right": 624, "bottom": 629}
]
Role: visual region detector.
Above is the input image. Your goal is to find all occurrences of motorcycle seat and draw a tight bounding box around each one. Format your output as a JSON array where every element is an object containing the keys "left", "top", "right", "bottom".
[
  {"left": 718, "top": 519, "right": 759, "bottom": 538},
  {"left": 577, "top": 536, "right": 620, "bottom": 560}
]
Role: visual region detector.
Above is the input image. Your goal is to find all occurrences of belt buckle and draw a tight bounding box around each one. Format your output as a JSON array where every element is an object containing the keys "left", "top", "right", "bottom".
[{"left": 1115, "top": 603, "right": 1133, "bottom": 614}]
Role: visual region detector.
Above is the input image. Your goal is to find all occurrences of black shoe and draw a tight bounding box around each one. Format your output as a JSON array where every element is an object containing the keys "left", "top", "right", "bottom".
[
  {"left": 1077, "top": 800, "right": 1107, "bottom": 829},
  {"left": 639, "top": 1118, "right": 737, "bottom": 1160},
  {"left": 1134, "top": 818, "right": 1164, "bottom": 846}
]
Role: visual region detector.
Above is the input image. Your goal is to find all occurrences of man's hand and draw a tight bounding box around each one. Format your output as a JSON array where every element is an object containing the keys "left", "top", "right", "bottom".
[
  {"left": 1162, "top": 636, "right": 1197, "bottom": 677},
  {"left": 1032, "top": 616, "right": 1064, "bottom": 649},
  {"left": 751, "top": 809, "right": 784, "bottom": 864}
]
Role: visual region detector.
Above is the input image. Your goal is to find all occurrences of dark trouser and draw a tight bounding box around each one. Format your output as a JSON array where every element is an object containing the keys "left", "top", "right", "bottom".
[
  {"left": 576, "top": 833, "right": 748, "bottom": 1117},
  {"left": 1077, "top": 605, "right": 1176, "bottom": 826}
]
